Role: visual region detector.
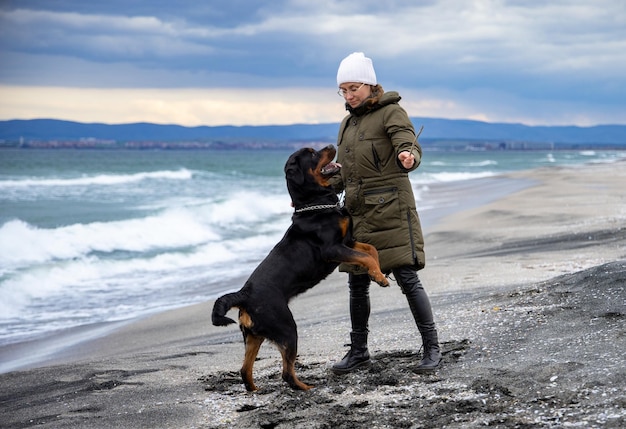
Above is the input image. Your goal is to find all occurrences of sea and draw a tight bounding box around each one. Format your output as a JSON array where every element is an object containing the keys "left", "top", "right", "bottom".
[{"left": 1, "top": 147, "right": 624, "bottom": 355}]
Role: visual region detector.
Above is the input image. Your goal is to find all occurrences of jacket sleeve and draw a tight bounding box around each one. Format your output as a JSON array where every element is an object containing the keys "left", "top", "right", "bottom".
[{"left": 384, "top": 104, "right": 422, "bottom": 172}]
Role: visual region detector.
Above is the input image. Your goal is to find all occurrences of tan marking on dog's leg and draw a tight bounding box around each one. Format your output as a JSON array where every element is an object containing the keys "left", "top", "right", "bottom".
[
  {"left": 339, "top": 217, "right": 350, "bottom": 238},
  {"left": 241, "top": 333, "right": 264, "bottom": 392},
  {"left": 353, "top": 241, "right": 380, "bottom": 263},
  {"left": 278, "top": 344, "right": 312, "bottom": 391}
]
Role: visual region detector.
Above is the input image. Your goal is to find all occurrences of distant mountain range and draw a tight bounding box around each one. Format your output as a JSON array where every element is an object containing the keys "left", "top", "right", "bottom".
[{"left": 1, "top": 118, "right": 625, "bottom": 147}]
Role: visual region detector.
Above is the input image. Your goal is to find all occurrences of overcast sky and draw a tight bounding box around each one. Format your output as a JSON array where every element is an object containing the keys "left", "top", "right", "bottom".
[{"left": 1, "top": 0, "right": 625, "bottom": 127}]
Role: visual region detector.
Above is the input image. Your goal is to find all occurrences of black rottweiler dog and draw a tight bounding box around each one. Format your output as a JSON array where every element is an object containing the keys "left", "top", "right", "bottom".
[{"left": 211, "top": 145, "right": 389, "bottom": 391}]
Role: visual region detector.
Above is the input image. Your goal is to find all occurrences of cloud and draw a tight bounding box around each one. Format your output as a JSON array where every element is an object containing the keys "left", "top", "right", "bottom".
[
  {"left": 0, "top": 9, "right": 216, "bottom": 62},
  {"left": 0, "top": 0, "right": 624, "bottom": 126}
]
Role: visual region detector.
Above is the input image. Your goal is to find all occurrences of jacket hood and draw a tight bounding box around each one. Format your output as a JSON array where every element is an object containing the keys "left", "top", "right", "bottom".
[{"left": 346, "top": 91, "right": 402, "bottom": 116}]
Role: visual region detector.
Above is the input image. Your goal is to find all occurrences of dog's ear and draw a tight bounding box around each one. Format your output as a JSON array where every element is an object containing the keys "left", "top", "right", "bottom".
[{"left": 284, "top": 154, "right": 306, "bottom": 185}]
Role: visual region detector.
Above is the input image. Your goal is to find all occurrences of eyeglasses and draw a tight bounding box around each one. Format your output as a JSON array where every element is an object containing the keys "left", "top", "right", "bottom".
[{"left": 337, "top": 83, "right": 366, "bottom": 97}]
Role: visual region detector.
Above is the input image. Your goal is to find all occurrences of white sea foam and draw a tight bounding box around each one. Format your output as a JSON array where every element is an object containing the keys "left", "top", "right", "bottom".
[
  {"left": 1, "top": 189, "right": 290, "bottom": 266},
  {"left": 429, "top": 160, "right": 497, "bottom": 167},
  {"left": 0, "top": 236, "right": 272, "bottom": 322},
  {"left": 0, "top": 210, "right": 218, "bottom": 268},
  {"left": 0, "top": 186, "right": 293, "bottom": 341},
  {"left": 0, "top": 169, "right": 193, "bottom": 189},
  {"left": 414, "top": 171, "right": 497, "bottom": 184}
]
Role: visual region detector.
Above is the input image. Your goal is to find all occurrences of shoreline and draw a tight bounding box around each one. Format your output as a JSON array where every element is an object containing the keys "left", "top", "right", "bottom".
[
  {"left": 0, "top": 271, "right": 253, "bottom": 374},
  {"left": 2, "top": 160, "right": 625, "bottom": 428}
]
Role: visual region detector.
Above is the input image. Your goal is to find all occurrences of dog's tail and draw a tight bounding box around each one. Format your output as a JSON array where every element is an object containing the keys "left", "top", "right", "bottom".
[{"left": 211, "top": 292, "right": 243, "bottom": 326}]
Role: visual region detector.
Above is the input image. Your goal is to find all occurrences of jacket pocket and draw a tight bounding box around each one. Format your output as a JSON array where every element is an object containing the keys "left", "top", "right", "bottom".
[{"left": 363, "top": 186, "right": 401, "bottom": 231}]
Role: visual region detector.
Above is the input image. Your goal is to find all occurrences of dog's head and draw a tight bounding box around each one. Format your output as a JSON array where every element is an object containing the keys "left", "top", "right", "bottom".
[{"left": 284, "top": 145, "right": 341, "bottom": 205}]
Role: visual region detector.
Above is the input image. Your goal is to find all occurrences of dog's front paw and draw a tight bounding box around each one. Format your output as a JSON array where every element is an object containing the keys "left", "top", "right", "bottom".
[{"left": 372, "top": 273, "right": 389, "bottom": 287}]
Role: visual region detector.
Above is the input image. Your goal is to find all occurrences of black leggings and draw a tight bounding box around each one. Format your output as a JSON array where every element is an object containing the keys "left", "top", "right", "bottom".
[{"left": 348, "top": 266, "right": 436, "bottom": 333}]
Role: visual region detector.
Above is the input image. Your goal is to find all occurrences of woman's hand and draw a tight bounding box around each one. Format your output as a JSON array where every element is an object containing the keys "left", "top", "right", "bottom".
[{"left": 398, "top": 151, "right": 415, "bottom": 169}]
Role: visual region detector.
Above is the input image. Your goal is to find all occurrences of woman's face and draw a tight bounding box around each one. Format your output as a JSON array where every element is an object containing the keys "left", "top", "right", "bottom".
[{"left": 338, "top": 82, "right": 371, "bottom": 108}]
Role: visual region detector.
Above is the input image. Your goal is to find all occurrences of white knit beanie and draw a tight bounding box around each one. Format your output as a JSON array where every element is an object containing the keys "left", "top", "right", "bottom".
[{"left": 336, "top": 52, "right": 377, "bottom": 86}]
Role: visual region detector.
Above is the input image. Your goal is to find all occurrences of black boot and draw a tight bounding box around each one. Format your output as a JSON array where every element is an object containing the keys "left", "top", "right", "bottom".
[
  {"left": 332, "top": 274, "right": 371, "bottom": 374},
  {"left": 393, "top": 267, "right": 441, "bottom": 373},
  {"left": 331, "top": 331, "right": 371, "bottom": 374},
  {"left": 415, "top": 329, "right": 441, "bottom": 373}
]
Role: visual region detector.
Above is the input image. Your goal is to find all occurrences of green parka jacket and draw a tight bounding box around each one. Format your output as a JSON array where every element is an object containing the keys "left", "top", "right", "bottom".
[{"left": 330, "top": 91, "right": 425, "bottom": 274}]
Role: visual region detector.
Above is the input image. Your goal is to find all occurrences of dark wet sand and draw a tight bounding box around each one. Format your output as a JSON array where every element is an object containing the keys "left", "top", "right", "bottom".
[{"left": 1, "top": 161, "right": 625, "bottom": 428}]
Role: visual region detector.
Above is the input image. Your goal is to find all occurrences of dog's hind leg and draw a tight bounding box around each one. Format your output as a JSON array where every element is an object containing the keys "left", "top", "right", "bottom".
[
  {"left": 241, "top": 330, "right": 264, "bottom": 392},
  {"left": 271, "top": 309, "right": 313, "bottom": 391},
  {"left": 278, "top": 340, "right": 313, "bottom": 391}
]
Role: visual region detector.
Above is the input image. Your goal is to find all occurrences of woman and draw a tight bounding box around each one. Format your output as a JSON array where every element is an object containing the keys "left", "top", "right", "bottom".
[{"left": 329, "top": 52, "right": 441, "bottom": 374}]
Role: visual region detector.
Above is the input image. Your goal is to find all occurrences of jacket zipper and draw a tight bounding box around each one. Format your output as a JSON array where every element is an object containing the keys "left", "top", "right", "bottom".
[{"left": 407, "top": 209, "right": 417, "bottom": 262}]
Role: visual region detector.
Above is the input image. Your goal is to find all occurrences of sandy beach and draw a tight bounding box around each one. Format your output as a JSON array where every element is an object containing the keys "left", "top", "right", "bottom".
[{"left": 1, "top": 160, "right": 625, "bottom": 428}]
